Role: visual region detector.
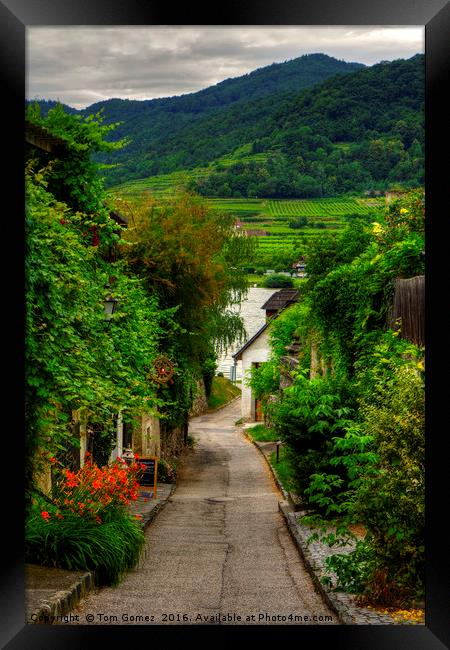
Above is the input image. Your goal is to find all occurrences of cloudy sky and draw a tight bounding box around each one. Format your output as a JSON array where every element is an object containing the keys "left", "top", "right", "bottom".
[{"left": 27, "top": 26, "right": 424, "bottom": 109}]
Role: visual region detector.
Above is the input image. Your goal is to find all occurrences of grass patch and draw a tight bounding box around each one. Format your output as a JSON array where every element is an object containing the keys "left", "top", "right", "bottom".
[
  {"left": 207, "top": 376, "right": 241, "bottom": 411},
  {"left": 246, "top": 273, "right": 266, "bottom": 286},
  {"left": 269, "top": 445, "right": 296, "bottom": 493},
  {"left": 246, "top": 423, "right": 278, "bottom": 443},
  {"left": 25, "top": 508, "right": 145, "bottom": 586}
]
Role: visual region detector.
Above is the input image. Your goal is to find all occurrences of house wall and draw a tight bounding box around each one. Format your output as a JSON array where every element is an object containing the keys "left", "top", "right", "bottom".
[{"left": 240, "top": 327, "right": 271, "bottom": 421}]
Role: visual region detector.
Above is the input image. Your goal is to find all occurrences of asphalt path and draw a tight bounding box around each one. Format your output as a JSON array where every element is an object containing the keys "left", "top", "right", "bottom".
[{"left": 69, "top": 399, "right": 335, "bottom": 626}]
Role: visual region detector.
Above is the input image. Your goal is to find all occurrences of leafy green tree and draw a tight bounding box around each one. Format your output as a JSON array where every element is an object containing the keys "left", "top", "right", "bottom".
[
  {"left": 249, "top": 190, "right": 425, "bottom": 605},
  {"left": 26, "top": 103, "right": 128, "bottom": 238}
]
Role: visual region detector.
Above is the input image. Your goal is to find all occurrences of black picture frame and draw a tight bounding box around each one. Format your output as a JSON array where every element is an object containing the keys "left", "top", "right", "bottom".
[{"left": 1, "top": 0, "right": 448, "bottom": 647}]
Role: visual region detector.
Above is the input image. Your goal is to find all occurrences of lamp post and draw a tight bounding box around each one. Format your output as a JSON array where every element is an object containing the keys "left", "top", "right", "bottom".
[
  {"left": 104, "top": 286, "right": 118, "bottom": 324},
  {"left": 103, "top": 285, "right": 120, "bottom": 460}
]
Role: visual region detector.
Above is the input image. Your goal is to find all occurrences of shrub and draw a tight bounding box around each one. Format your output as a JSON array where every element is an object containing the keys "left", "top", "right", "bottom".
[
  {"left": 157, "top": 458, "right": 178, "bottom": 483},
  {"left": 288, "top": 216, "right": 308, "bottom": 229},
  {"left": 321, "top": 341, "right": 425, "bottom": 605},
  {"left": 262, "top": 274, "right": 294, "bottom": 288},
  {"left": 268, "top": 373, "right": 357, "bottom": 514},
  {"left": 26, "top": 507, "right": 145, "bottom": 586},
  {"left": 351, "top": 361, "right": 424, "bottom": 604}
]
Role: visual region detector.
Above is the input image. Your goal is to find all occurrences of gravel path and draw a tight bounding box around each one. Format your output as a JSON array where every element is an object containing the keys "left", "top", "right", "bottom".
[{"left": 68, "top": 400, "right": 335, "bottom": 626}]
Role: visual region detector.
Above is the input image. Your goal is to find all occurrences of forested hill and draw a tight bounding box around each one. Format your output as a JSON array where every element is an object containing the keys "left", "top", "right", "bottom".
[
  {"left": 189, "top": 54, "right": 424, "bottom": 197},
  {"left": 28, "top": 53, "right": 364, "bottom": 184},
  {"left": 28, "top": 54, "right": 423, "bottom": 196}
]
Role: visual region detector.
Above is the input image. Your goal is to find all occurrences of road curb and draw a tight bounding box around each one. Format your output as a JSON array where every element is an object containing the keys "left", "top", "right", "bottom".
[
  {"left": 240, "top": 428, "right": 290, "bottom": 502},
  {"left": 141, "top": 483, "right": 176, "bottom": 530},
  {"left": 278, "top": 504, "right": 353, "bottom": 625},
  {"left": 239, "top": 429, "right": 349, "bottom": 622},
  {"left": 28, "top": 570, "right": 95, "bottom": 624},
  {"left": 28, "top": 483, "right": 176, "bottom": 624},
  {"left": 241, "top": 427, "right": 406, "bottom": 624}
]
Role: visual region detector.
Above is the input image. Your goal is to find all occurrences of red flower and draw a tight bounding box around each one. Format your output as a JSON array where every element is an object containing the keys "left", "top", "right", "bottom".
[{"left": 40, "top": 511, "right": 51, "bottom": 521}]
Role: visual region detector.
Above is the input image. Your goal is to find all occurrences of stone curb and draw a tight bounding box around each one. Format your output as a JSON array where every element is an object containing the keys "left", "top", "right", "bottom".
[
  {"left": 28, "top": 571, "right": 95, "bottom": 625},
  {"left": 240, "top": 428, "right": 291, "bottom": 504},
  {"left": 239, "top": 429, "right": 345, "bottom": 620},
  {"left": 278, "top": 507, "right": 413, "bottom": 625},
  {"left": 140, "top": 483, "right": 176, "bottom": 530},
  {"left": 239, "top": 426, "right": 406, "bottom": 625},
  {"left": 279, "top": 504, "right": 353, "bottom": 625},
  {"left": 29, "top": 483, "right": 176, "bottom": 624}
]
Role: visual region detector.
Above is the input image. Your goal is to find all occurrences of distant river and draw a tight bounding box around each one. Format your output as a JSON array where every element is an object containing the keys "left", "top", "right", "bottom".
[{"left": 216, "top": 287, "right": 278, "bottom": 380}]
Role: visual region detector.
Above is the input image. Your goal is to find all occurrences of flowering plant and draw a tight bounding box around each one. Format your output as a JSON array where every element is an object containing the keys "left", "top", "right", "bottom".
[
  {"left": 47, "top": 452, "right": 145, "bottom": 524},
  {"left": 26, "top": 452, "right": 147, "bottom": 585}
]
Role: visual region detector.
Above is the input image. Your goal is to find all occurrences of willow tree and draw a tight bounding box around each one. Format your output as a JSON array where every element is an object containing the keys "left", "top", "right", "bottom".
[{"left": 116, "top": 193, "right": 255, "bottom": 414}]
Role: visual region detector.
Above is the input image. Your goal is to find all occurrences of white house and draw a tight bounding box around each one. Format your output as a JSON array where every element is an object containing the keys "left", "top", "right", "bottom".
[
  {"left": 232, "top": 288, "right": 300, "bottom": 421},
  {"left": 233, "top": 321, "right": 272, "bottom": 421}
]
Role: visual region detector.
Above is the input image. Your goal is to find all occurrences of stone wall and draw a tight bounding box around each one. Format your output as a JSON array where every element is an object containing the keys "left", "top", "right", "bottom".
[
  {"left": 189, "top": 377, "right": 208, "bottom": 417},
  {"left": 160, "top": 422, "right": 186, "bottom": 459},
  {"left": 134, "top": 414, "right": 161, "bottom": 458}
]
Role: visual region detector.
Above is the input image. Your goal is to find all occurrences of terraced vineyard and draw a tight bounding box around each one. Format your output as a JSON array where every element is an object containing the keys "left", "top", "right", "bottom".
[
  {"left": 206, "top": 198, "right": 267, "bottom": 217},
  {"left": 112, "top": 143, "right": 275, "bottom": 202},
  {"left": 112, "top": 168, "right": 209, "bottom": 200},
  {"left": 267, "top": 198, "right": 379, "bottom": 217},
  {"left": 112, "top": 171, "right": 384, "bottom": 272}
]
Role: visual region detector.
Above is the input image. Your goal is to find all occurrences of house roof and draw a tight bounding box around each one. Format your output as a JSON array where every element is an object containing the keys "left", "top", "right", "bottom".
[
  {"left": 232, "top": 291, "right": 301, "bottom": 359},
  {"left": 25, "top": 120, "right": 69, "bottom": 154},
  {"left": 232, "top": 319, "right": 273, "bottom": 361},
  {"left": 232, "top": 293, "right": 302, "bottom": 361},
  {"left": 260, "top": 289, "right": 300, "bottom": 311}
]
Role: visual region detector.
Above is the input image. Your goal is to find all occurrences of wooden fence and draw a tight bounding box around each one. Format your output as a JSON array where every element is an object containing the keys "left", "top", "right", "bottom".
[{"left": 389, "top": 275, "right": 425, "bottom": 347}]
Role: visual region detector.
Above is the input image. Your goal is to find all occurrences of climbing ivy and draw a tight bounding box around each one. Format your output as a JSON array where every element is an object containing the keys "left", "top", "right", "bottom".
[
  {"left": 25, "top": 163, "right": 173, "bottom": 499},
  {"left": 26, "top": 102, "right": 127, "bottom": 248}
]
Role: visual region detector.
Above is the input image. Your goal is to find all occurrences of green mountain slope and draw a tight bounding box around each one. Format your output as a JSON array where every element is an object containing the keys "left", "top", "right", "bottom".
[
  {"left": 112, "top": 54, "right": 424, "bottom": 199},
  {"left": 28, "top": 53, "right": 364, "bottom": 185},
  {"left": 190, "top": 55, "right": 424, "bottom": 197},
  {"left": 28, "top": 54, "right": 423, "bottom": 196}
]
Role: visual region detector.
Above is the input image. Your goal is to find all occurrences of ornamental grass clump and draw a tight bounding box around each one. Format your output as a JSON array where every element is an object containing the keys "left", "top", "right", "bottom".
[{"left": 25, "top": 453, "right": 147, "bottom": 586}]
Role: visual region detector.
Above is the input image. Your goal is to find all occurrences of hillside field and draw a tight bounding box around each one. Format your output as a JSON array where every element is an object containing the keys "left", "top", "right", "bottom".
[{"left": 112, "top": 176, "right": 384, "bottom": 271}]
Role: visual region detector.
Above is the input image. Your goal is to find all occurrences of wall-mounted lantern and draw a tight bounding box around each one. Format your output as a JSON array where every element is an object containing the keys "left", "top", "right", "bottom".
[{"left": 104, "top": 285, "right": 118, "bottom": 323}]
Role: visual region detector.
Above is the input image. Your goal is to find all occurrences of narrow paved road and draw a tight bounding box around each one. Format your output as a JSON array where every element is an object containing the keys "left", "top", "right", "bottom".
[{"left": 70, "top": 399, "right": 335, "bottom": 625}]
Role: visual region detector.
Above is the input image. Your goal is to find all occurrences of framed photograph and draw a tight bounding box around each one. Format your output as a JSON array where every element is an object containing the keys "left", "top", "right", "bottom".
[{"left": 2, "top": 0, "right": 448, "bottom": 647}]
